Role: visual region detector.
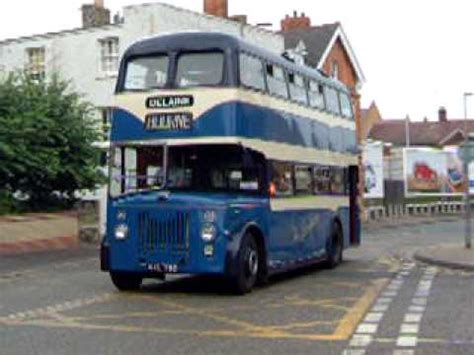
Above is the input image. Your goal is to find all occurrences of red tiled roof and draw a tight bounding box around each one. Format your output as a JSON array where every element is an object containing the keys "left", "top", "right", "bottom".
[{"left": 368, "top": 119, "right": 474, "bottom": 146}]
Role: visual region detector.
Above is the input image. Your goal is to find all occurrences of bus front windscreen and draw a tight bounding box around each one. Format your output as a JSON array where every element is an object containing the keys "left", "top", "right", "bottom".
[{"left": 123, "top": 56, "right": 169, "bottom": 91}]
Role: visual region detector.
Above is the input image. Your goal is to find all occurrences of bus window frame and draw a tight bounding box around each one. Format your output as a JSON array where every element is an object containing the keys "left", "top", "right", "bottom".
[
  {"left": 339, "top": 91, "right": 354, "bottom": 120},
  {"left": 308, "top": 79, "right": 326, "bottom": 112},
  {"left": 120, "top": 53, "right": 172, "bottom": 92},
  {"left": 287, "top": 71, "right": 310, "bottom": 107},
  {"left": 294, "top": 164, "right": 313, "bottom": 196},
  {"left": 238, "top": 51, "right": 267, "bottom": 93},
  {"left": 264, "top": 61, "right": 290, "bottom": 101},
  {"left": 108, "top": 143, "right": 167, "bottom": 198},
  {"left": 174, "top": 50, "right": 227, "bottom": 88}
]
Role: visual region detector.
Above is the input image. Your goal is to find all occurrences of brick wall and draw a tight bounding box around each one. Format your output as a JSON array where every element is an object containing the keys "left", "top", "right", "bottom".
[
  {"left": 204, "top": 0, "right": 228, "bottom": 18},
  {"left": 361, "top": 103, "right": 382, "bottom": 140},
  {"left": 281, "top": 12, "right": 311, "bottom": 32}
]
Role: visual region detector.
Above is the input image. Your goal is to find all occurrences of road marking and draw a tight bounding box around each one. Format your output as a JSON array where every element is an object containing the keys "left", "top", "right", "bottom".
[
  {"left": 356, "top": 323, "right": 378, "bottom": 334},
  {"left": 0, "top": 277, "right": 387, "bottom": 342},
  {"left": 400, "top": 323, "right": 419, "bottom": 334},
  {"left": 396, "top": 336, "right": 418, "bottom": 347},
  {"left": 342, "top": 261, "right": 415, "bottom": 354},
  {"left": 1, "top": 293, "right": 114, "bottom": 322},
  {"left": 394, "top": 266, "right": 438, "bottom": 351},
  {"left": 364, "top": 312, "right": 383, "bottom": 323}
]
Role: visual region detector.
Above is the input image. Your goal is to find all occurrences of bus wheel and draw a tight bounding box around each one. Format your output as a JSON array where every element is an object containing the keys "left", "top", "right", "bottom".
[
  {"left": 324, "top": 223, "right": 343, "bottom": 269},
  {"left": 232, "top": 233, "right": 259, "bottom": 295},
  {"left": 110, "top": 272, "right": 142, "bottom": 291}
]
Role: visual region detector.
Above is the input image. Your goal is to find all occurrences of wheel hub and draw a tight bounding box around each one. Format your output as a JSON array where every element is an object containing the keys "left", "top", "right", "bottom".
[{"left": 246, "top": 249, "right": 258, "bottom": 277}]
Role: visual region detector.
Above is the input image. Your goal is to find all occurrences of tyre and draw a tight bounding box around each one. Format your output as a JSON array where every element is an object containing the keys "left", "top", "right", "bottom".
[
  {"left": 324, "top": 223, "right": 343, "bottom": 269},
  {"left": 231, "top": 233, "right": 260, "bottom": 295},
  {"left": 110, "top": 272, "right": 142, "bottom": 291}
]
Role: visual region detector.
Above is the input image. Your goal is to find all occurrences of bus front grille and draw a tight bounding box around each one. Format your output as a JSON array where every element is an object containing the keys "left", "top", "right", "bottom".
[{"left": 137, "top": 211, "right": 190, "bottom": 253}]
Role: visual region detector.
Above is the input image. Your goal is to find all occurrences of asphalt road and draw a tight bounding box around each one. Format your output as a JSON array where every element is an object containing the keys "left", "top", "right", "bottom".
[{"left": 0, "top": 218, "right": 473, "bottom": 355}]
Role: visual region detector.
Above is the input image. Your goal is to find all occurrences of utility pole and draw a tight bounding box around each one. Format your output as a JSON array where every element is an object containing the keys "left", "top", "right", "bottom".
[{"left": 463, "top": 93, "right": 473, "bottom": 249}]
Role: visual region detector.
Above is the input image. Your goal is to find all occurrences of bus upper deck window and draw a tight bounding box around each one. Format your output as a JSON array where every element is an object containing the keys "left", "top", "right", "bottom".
[
  {"left": 123, "top": 56, "right": 169, "bottom": 91},
  {"left": 176, "top": 52, "right": 224, "bottom": 87}
]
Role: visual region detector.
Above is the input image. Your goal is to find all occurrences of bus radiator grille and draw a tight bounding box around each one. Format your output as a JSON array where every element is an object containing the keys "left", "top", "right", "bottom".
[{"left": 137, "top": 211, "right": 190, "bottom": 254}]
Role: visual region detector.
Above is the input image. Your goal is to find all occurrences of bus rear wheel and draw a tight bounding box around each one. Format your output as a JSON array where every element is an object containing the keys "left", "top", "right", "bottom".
[
  {"left": 110, "top": 272, "right": 142, "bottom": 291},
  {"left": 324, "top": 223, "right": 343, "bottom": 269},
  {"left": 232, "top": 233, "right": 259, "bottom": 295}
]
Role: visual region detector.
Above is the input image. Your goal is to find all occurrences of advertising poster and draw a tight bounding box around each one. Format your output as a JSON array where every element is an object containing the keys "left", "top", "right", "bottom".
[
  {"left": 404, "top": 147, "right": 469, "bottom": 195},
  {"left": 363, "top": 142, "right": 384, "bottom": 198},
  {"left": 444, "top": 147, "right": 466, "bottom": 193},
  {"left": 470, "top": 162, "right": 474, "bottom": 194}
]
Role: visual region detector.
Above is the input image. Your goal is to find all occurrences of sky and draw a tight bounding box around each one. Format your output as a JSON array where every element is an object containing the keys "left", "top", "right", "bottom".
[{"left": 0, "top": 0, "right": 473, "bottom": 120}]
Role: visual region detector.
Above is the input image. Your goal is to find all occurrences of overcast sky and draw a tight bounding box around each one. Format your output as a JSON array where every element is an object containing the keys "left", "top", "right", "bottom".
[{"left": 0, "top": 0, "right": 473, "bottom": 120}]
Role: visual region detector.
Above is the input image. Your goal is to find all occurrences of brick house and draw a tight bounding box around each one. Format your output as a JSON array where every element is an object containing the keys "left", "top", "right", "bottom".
[
  {"left": 369, "top": 107, "right": 474, "bottom": 147},
  {"left": 360, "top": 102, "right": 382, "bottom": 140},
  {"left": 279, "top": 13, "right": 366, "bottom": 143}
]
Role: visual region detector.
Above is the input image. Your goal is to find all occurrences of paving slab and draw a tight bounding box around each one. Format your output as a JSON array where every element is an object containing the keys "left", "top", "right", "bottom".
[{"left": 414, "top": 244, "right": 474, "bottom": 271}]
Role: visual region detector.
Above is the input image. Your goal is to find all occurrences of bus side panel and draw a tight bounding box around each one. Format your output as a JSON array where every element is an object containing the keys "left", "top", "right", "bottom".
[
  {"left": 337, "top": 206, "right": 352, "bottom": 249},
  {"left": 268, "top": 209, "right": 332, "bottom": 268}
]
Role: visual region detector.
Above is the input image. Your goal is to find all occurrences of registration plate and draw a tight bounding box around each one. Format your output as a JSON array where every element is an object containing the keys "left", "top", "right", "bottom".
[{"left": 146, "top": 263, "right": 178, "bottom": 273}]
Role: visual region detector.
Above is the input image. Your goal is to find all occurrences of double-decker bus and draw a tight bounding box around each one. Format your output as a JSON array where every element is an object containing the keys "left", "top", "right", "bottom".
[{"left": 101, "top": 32, "right": 360, "bottom": 294}]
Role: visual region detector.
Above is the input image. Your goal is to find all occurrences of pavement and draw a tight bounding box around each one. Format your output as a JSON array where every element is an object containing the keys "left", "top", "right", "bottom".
[
  {"left": 0, "top": 212, "right": 78, "bottom": 255},
  {"left": 0, "top": 219, "right": 473, "bottom": 354},
  {"left": 414, "top": 244, "right": 474, "bottom": 271}
]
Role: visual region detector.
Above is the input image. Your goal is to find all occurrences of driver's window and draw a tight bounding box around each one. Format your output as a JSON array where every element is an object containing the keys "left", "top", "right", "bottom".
[{"left": 110, "top": 147, "right": 122, "bottom": 197}]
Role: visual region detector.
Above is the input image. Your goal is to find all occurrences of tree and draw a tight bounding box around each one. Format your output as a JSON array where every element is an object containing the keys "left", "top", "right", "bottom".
[{"left": 0, "top": 72, "right": 104, "bottom": 210}]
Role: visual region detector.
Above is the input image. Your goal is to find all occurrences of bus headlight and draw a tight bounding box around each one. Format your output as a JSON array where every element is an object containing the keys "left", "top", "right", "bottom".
[
  {"left": 201, "top": 223, "right": 217, "bottom": 242},
  {"left": 115, "top": 224, "right": 129, "bottom": 240}
]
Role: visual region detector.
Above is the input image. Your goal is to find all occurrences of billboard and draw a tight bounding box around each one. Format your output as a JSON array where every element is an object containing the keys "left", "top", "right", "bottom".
[
  {"left": 404, "top": 147, "right": 468, "bottom": 195},
  {"left": 363, "top": 142, "right": 384, "bottom": 198}
]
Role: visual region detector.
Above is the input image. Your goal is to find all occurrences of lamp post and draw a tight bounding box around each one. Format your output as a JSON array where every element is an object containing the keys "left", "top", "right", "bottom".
[{"left": 463, "top": 93, "right": 473, "bottom": 249}]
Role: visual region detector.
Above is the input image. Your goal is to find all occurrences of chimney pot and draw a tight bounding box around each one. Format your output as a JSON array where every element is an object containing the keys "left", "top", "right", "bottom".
[
  {"left": 82, "top": 0, "right": 110, "bottom": 28},
  {"left": 438, "top": 106, "right": 448, "bottom": 122},
  {"left": 280, "top": 10, "right": 311, "bottom": 32},
  {"left": 204, "top": 0, "right": 228, "bottom": 18}
]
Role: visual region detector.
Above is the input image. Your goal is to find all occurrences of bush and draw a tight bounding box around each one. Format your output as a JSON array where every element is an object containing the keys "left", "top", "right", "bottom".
[{"left": 0, "top": 72, "right": 104, "bottom": 212}]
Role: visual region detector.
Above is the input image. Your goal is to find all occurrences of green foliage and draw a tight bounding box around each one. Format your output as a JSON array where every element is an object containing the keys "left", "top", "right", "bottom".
[{"left": 0, "top": 72, "right": 104, "bottom": 212}]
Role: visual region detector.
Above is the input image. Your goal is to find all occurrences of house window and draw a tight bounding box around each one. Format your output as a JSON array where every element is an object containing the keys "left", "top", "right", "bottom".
[
  {"left": 332, "top": 61, "right": 339, "bottom": 80},
  {"left": 101, "top": 107, "right": 113, "bottom": 139},
  {"left": 26, "top": 47, "right": 45, "bottom": 80},
  {"left": 99, "top": 37, "right": 119, "bottom": 75}
]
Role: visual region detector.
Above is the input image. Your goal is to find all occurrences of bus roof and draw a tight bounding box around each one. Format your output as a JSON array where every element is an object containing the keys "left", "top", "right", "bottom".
[{"left": 121, "top": 32, "right": 349, "bottom": 92}]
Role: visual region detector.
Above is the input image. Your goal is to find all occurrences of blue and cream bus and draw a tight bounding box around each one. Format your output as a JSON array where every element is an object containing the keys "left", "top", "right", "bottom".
[{"left": 101, "top": 32, "right": 360, "bottom": 294}]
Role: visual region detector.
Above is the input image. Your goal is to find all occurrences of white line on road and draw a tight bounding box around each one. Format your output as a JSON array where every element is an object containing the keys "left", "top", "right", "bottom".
[
  {"left": 342, "top": 261, "right": 415, "bottom": 355},
  {"left": 394, "top": 266, "right": 438, "bottom": 352}
]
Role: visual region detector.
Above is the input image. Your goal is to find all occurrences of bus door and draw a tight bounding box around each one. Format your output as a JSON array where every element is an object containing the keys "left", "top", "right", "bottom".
[{"left": 348, "top": 165, "right": 361, "bottom": 245}]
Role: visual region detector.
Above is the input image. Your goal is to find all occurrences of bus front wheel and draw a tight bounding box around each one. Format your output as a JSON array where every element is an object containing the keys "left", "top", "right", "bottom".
[
  {"left": 110, "top": 272, "right": 142, "bottom": 291},
  {"left": 232, "top": 233, "right": 259, "bottom": 295},
  {"left": 324, "top": 223, "right": 343, "bottom": 269}
]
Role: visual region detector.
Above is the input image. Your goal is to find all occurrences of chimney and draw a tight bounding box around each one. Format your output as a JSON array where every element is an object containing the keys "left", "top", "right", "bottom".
[
  {"left": 281, "top": 11, "right": 311, "bottom": 32},
  {"left": 230, "top": 15, "right": 248, "bottom": 25},
  {"left": 204, "top": 0, "right": 228, "bottom": 18},
  {"left": 82, "top": 0, "right": 111, "bottom": 28},
  {"left": 438, "top": 106, "right": 448, "bottom": 122}
]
